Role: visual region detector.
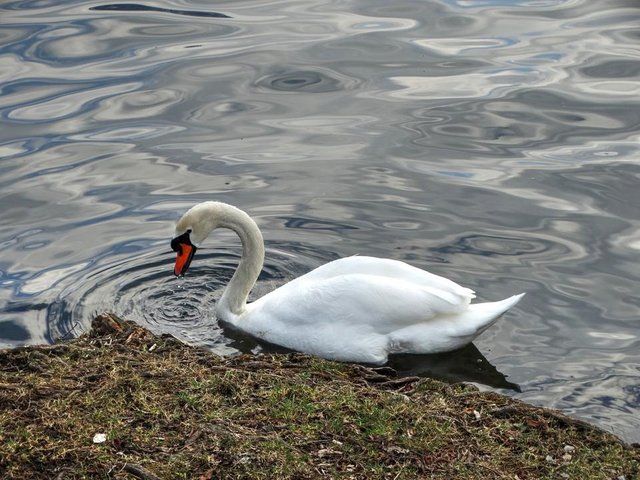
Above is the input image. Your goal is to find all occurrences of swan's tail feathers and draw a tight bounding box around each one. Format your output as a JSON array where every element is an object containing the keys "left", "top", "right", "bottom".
[
  {"left": 466, "top": 293, "right": 525, "bottom": 334},
  {"left": 388, "top": 293, "right": 524, "bottom": 355}
]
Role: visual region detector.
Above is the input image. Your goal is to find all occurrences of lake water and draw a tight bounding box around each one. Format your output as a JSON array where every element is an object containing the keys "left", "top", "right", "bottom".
[{"left": 1, "top": 0, "right": 639, "bottom": 443}]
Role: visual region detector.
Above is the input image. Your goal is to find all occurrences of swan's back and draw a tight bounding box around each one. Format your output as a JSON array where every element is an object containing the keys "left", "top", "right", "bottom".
[
  {"left": 253, "top": 271, "right": 469, "bottom": 330},
  {"left": 296, "top": 256, "right": 475, "bottom": 308}
]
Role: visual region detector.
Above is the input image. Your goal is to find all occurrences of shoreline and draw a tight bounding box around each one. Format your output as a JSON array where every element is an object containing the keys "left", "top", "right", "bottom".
[{"left": 1, "top": 312, "right": 637, "bottom": 479}]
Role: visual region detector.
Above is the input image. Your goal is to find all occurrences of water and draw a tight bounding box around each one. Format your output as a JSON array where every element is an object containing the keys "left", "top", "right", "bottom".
[{"left": 1, "top": 0, "right": 639, "bottom": 443}]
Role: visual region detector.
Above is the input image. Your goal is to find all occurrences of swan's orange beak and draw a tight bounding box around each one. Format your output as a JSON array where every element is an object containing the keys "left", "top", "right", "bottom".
[
  {"left": 174, "top": 243, "right": 196, "bottom": 277},
  {"left": 171, "top": 231, "right": 197, "bottom": 277}
]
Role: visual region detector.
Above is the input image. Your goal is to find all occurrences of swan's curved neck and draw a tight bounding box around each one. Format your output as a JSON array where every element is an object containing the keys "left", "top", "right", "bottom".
[{"left": 215, "top": 205, "right": 264, "bottom": 318}]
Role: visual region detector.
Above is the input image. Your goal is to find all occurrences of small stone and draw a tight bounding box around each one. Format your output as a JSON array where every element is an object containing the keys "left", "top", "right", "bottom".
[
  {"left": 386, "top": 445, "right": 410, "bottom": 454},
  {"left": 473, "top": 410, "right": 481, "bottom": 420},
  {"left": 563, "top": 444, "right": 575, "bottom": 453},
  {"left": 317, "top": 448, "right": 342, "bottom": 458},
  {"left": 92, "top": 433, "right": 107, "bottom": 444},
  {"left": 545, "top": 455, "right": 554, "bottom": 463}
]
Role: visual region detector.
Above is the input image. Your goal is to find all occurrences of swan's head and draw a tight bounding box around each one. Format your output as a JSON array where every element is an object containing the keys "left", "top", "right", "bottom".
[
  {"left": 171, "top": 201, "right": 262, "bottom": 277},
  {"left": 171, "top": 202, "right": 224, "bottom": 277}
]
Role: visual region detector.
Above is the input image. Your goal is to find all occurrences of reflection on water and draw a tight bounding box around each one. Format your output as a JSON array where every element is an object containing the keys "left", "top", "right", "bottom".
[
  {"left": 90, "top": 4, "right": 231, "bottom": 19},
  {"left": 390, "top": 345, "right": 521, "bottom": 392},
  {"left": 1, "top": 0, "right": 639, "bottom": 443}
]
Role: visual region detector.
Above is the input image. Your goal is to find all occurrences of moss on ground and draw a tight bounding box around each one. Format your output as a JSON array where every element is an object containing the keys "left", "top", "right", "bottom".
[{"left": 0, "top": 313, "right": 637, "bottom": 479}]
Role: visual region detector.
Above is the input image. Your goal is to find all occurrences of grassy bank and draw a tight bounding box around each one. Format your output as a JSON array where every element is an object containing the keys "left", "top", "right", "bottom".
[{"left": 0, "top": 313, "right": 637, "bottom": 479}]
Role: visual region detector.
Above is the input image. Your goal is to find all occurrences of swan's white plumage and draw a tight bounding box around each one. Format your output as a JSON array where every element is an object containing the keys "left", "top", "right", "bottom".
[{"left": 173, "top": 201, "right": 524, "bottom": 365}]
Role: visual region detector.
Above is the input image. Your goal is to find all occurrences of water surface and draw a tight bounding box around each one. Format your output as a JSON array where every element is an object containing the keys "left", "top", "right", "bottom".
[{"left": 1, "top": 0, "right": 639, "bottom": 443}]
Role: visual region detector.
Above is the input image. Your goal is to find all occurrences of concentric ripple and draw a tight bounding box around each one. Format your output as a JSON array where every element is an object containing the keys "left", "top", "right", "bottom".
[{"left": 47, "top": 247, "right": 308, "bottom": 356}]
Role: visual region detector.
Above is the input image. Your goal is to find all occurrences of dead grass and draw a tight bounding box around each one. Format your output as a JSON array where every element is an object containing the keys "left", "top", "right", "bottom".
[{"left": 0, "top": 313, "right": 637, "bottom": 479}]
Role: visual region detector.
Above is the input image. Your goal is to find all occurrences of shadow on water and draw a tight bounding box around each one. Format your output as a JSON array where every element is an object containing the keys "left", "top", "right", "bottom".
[
  {"left": 90, "top": 4, "right": 231, "bottom": 19},
  {"left": 389, "top": 345, "right": 521, "bottom": 392}
]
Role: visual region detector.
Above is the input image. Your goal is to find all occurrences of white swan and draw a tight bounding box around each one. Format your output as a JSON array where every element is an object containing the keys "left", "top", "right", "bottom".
[{"left": 171, "top": 201, "right": 524, "bottom": 365}]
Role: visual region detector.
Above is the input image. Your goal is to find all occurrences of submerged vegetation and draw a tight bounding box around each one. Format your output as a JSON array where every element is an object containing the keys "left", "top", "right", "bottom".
[{"left": 0, "top": 313, "right": 637, "bottom": 479}]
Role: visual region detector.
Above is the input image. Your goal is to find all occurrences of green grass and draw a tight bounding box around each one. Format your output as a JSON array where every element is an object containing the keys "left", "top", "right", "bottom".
[{"left": 0, "top": 313, "right": 637, "bottom": 479}]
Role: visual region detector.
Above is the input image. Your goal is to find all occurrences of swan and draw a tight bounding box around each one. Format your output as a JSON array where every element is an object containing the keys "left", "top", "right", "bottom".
[{"left": 171, "top": 201, "right": 524, "bottom": 365}]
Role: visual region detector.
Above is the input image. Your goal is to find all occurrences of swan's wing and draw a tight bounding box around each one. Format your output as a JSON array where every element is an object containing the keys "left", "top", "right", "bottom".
[
  {"left": 298, "top": 256, "right": 475, "bottom": 301},
  {"left": 250, "top": 272, "right": 472, "bottom": 334}
]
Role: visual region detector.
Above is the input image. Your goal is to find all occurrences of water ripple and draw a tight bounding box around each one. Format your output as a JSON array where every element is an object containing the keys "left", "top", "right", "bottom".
[
  {"left": 1, "top": 0, "right": 639, "bottom": 444},
  {"left": 256, "top": 68, "right": 349, "bottom": 93}
]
